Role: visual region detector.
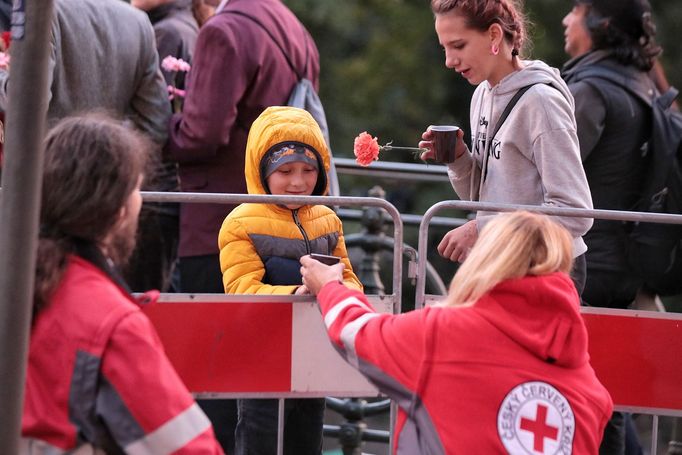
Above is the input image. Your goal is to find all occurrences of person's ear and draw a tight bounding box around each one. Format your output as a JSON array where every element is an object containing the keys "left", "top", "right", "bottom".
[{"left": 488, "top": 23, "right": 504, "bottom": 54}]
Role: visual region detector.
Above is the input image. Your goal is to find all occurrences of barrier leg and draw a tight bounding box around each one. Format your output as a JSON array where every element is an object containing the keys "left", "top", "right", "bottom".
[
  {"left": 651, "top": 415, "right": 659, "bottom": 455},
  {"left": 277, "top": 398, "right": 284, "bottom": 455},
  {"left": 669, "top": 417, "right": 682, "bottom": 454}
]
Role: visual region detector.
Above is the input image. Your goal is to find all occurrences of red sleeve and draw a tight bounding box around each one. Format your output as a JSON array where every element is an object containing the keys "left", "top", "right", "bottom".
[
  {"left": 317, "top": 281, "right": 427, "bottom": 393},
  {"left": 168, "top": 19, "right": 249, "bottom": 163},
  {"left": 100, "top": 311, "right": 224, "bottom": 454}
]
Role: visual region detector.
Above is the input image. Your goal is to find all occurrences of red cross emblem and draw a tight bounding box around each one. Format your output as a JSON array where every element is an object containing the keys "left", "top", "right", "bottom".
[{"left": 520, "top": 404, "right": 559, "bottom": 452}]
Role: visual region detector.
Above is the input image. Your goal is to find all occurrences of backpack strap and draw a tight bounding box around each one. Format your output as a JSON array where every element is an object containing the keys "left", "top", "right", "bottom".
[
  {"left": 226, "top": 10, "right": 308, "bottom": 80},
  {"left": 482, "top": 83, "right": 537, "bottom": 183}
]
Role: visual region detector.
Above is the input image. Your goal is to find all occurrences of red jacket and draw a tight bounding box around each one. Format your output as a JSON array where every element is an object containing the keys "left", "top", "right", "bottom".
[
  {"left": 317, "top": 273, "right": 613, "bottom": 454},
  {"left": 168, "top": 0, "right": 319, "bottom": 257},
  {"left": 22, "top": 255, "right": 223, "bottom": 454}
]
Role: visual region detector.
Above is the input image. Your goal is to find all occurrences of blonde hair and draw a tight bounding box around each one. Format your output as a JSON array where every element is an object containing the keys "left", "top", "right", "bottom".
[{"left": 442, "top": 211, "right": 573, "bottom": 307}]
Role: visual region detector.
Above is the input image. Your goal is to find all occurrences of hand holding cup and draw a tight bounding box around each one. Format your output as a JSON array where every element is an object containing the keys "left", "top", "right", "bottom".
[
  {"left": 419, "top": 125, "right": 464, "bottom": 163},
  {"left": 300, "top": 255, "right": 345, "bottom": 296}
]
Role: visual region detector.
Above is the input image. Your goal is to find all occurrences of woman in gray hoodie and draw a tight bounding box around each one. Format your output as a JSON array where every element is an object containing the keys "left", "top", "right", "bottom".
[{"left": 420, "top": 0, "right": 593, "bottom": 293}]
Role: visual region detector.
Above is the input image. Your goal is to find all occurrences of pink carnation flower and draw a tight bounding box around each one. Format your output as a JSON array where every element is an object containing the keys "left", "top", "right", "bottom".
[
  {"left": 354, "top": 131, "right": 380, "bottom": 166},
  {"left": 161, "top": 56, "right": 190, "bottom": 73}
]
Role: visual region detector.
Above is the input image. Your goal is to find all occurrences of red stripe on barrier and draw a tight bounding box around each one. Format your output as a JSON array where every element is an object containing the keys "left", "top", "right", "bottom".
[
  {"left": 144, "top": 302, "right": 292, "bottom": 393},
  {"left": 583, "top": 311, "right": 682, "bottom": 412}
]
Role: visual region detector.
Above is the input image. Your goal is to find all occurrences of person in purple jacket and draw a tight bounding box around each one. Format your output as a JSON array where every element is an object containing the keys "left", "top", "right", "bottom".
[{"left": 166, "top": 0, "right": 321, "bottom": 451}]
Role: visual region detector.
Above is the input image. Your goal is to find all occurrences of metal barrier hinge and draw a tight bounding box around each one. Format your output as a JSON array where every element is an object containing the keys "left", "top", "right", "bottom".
[{"left": 404, "top": 246, "right": 418, "bottom": 285}]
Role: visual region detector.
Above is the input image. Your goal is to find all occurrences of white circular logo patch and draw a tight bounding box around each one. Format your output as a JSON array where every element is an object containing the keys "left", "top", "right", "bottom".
[{"left": 497, "top": 381, "right": 575, "bottom": 454}]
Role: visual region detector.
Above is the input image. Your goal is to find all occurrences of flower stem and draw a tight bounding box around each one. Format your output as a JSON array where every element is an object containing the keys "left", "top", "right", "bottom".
[{"left": 380, "top": 145, "right": 428, "bottom": 153}]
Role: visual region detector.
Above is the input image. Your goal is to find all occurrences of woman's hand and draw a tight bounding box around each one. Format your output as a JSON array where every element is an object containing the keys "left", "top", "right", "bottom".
[
  {"left": 300, "top": 255, "right": 345, "bottom": 296},
  {"left": 438, "top": 220, "right": 478, "bottom": 262},
  {"left": 418, "top": 128, "right": 436, "bottom": 161}
]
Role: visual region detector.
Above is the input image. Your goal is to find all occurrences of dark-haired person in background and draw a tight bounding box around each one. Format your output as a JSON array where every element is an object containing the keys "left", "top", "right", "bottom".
[
  {"left": 22, "top": 114, "right": 222, "bottom": 454},
  {"left": 125, "top": 0, "right": 200, "bottom": 293},
  {"left": 561, "top": 0, "right": 663, "bottom": 452}
]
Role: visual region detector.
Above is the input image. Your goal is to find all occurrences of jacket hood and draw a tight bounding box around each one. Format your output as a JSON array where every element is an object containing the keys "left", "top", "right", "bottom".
[
  {"left": 245, "top": 106, "right": 330, "bottom": 196},
  {"left": 474, "top": 272, "right": 589, "bottom": 368},
  {"left": 490, "top": 60, "right": 575, "bottom": 110}
]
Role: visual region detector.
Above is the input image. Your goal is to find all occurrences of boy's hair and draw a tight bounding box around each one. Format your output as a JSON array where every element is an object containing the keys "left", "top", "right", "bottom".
[{"left": 443, "top": 211, "right": 573, "bottom": 307}]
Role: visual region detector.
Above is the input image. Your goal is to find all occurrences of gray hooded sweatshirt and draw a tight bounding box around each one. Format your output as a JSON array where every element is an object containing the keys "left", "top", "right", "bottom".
[{"left": 448, "top": 60, "right": 593, "bottom": 257}]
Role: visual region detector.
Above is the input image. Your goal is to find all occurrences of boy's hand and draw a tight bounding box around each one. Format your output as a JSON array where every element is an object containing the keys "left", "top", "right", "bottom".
[
  {"left": 300, "top": 255, "right": 345, "bottom": 296},
  {"left": 294, "top": 285, "right": 310, "bottom": 295}
]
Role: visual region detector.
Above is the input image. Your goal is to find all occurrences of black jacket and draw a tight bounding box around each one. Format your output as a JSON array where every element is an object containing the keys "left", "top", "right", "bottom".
[{"left": 562, "top": 50, "right": 652, "bottom": 272}]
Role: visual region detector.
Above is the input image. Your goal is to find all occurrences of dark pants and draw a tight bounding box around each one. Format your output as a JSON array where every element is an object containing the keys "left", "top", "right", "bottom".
[
  {"left": 235, "top": 398, "right": 325, "bottom": 455},
  {"left": 178, "top": 254, "right": 238, "bottom": 453},
  {"left": 582, "top": 267, "right": 642, "bottom": 309},
  {"left": 570, "top": 253, "right": 587, "bottom": 297},
  {"left": 600, "top": 412, "right": 626, "bottom": 455},
  {"left": 123, "top": 206, "right": 179, "bottom": 292}
]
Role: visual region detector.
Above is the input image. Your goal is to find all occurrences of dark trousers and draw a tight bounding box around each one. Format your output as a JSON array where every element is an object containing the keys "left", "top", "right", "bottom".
[
  {"left": 582, "top": 267, "right": 642, "bottom": 309},
  {"left": 178, "top": 254, "right": 238, "bottom": 453},
  {"left": 123, "top": 206, "right": 179, "bottom": 292},
  {"left": 570, "top": 253, "right": 587, "bottom": 297},
  {"left": 235, "top": 398, "right": 325, "bottom": 455}
]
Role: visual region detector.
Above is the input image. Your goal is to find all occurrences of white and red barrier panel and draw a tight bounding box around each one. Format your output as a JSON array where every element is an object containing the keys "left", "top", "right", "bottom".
[
  {"left": 145, "top": 297, "right": 682, "bottom": 415},
  {"left": 143, "top": 295, "right": 393, "bottom": 398},
  {"left": 581, "top": 307, "right": 682, "bottom": 416}
]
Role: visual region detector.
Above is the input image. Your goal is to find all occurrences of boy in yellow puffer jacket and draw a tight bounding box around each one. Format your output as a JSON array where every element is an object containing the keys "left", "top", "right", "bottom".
[{"left": 218, "top": 106, "right": 362, "bottom": 454}]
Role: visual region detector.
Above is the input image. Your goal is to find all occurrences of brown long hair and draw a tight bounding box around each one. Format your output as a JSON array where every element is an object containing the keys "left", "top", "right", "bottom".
[
  {"left": 442, "top": 211, "right": 573, "bottom": 307},
  {"left": 34, "top": 114, "right": 151, "bottom": 316},
  {"left": 431, "top": 0, "right": 530, "bottom": 57}
]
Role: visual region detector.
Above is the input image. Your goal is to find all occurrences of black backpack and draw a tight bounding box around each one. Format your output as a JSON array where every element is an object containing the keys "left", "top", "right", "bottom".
[
  {"left": 228, "top": 10, "right": 340, "bottom": 196},
  {"left": 574, "top": 65, "right": 682, "bottom": 296}
]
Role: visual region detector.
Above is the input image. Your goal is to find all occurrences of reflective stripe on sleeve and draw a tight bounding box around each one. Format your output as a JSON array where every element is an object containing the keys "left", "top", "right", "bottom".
[
  {"left": 324, "top": 296, "right": 374, "bottom": 329},
  {"left": 19, "top": 438, "right": 104, "bottom": 455},
  {"left": 339, "top": 312, "right": 381, "bottom": 367},
  {"left": 124, "top": 403, "right": 211, "bottom": 455}
]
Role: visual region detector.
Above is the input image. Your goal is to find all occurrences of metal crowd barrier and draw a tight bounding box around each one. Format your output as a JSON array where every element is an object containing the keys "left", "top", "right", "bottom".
[
  {"left": 416, "top": 200, "right": 682, "bottom": 454},
  {"left": 141, "top": 192, "right": 402, "bottom": 455}
]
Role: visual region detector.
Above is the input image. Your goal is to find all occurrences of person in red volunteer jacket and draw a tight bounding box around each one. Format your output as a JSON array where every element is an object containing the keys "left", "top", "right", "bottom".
[
  {"left": 300, "top": 211, "right": 613, "bottom": 454},
  {"left": 22, "top": 114, "right": 223, "bottom": 454}
]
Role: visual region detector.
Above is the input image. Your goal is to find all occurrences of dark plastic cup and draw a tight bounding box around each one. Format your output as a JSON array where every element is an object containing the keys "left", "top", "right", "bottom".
[{"left": 428, "top": 125, "right": 459, "bottom": 164}]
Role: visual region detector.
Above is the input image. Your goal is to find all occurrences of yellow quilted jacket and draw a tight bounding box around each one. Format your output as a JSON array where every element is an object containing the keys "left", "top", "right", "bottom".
[{"left": 218, "top": 106, "right": 362, "bottom": 294}]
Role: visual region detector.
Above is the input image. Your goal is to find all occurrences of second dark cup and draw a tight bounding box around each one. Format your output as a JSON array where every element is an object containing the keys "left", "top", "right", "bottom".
[{"left": 428, "top": 125, "right": 459, "bottom": 164}]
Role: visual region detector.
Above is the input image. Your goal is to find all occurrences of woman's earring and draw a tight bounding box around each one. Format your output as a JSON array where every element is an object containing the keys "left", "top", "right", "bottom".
[{"left": 491, "top": 44, "right": 499, "bottom": 56}]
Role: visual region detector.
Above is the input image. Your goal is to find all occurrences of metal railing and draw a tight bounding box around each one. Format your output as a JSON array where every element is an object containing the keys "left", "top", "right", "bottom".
[
  {"left": 334, "top": 157, "right": 450, "bottom": 183},
  {"left": 143, "top": 192, "right": 404, "bottom": 310},
  {"left": 416, "top": 200, "right": 682, "bottom": 309}
]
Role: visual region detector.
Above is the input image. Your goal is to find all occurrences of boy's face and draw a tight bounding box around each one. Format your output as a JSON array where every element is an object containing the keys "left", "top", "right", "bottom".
[{"left": 266, "top": 161, "right": 319, "bottom": 209}]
